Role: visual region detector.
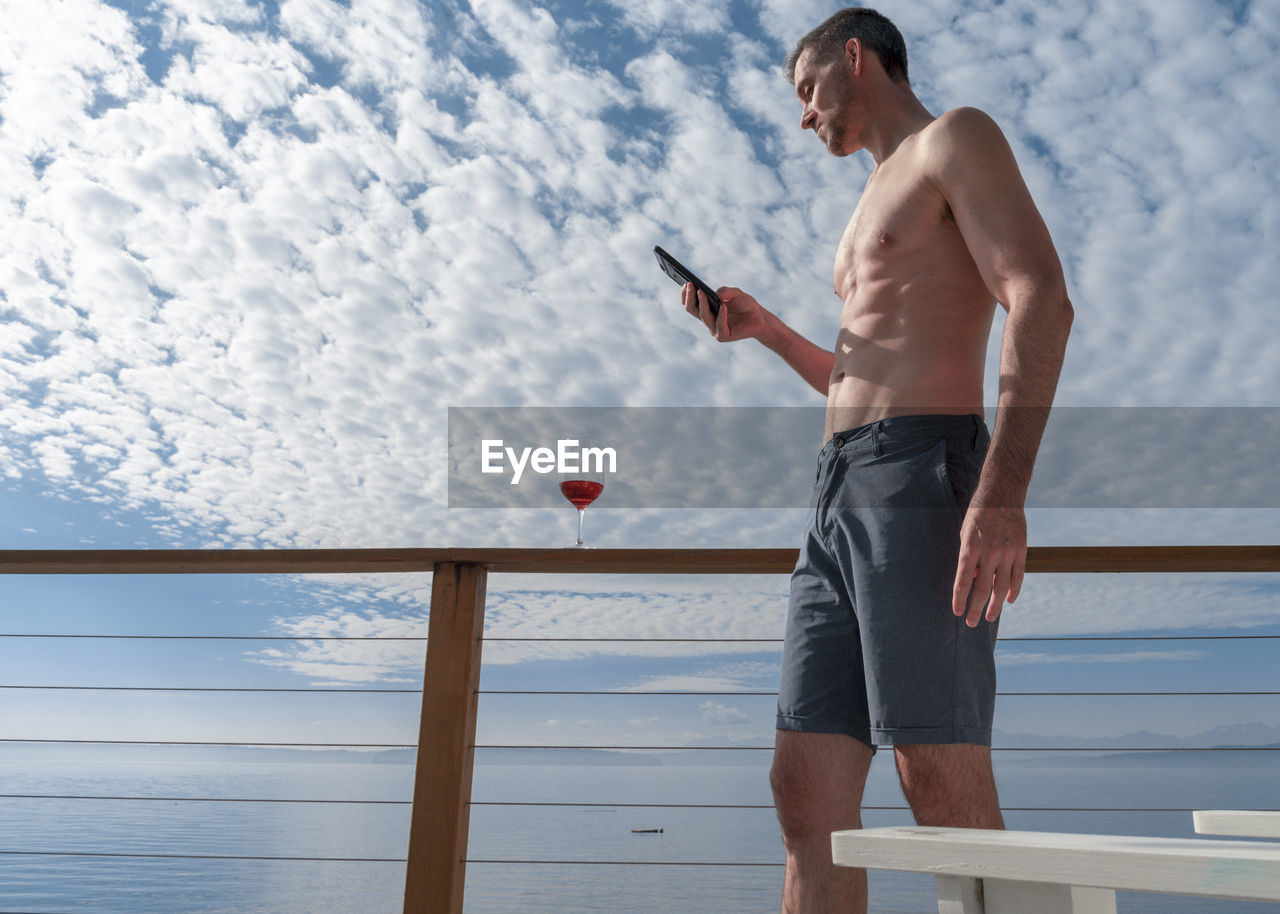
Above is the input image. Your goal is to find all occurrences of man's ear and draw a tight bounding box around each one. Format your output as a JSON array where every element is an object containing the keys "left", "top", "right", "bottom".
[{"left": 844, "top": 37, "right": 863, "bottom": 76}]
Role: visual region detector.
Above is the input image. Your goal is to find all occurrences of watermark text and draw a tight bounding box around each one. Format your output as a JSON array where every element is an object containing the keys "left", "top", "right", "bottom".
[{"left": 480, "top": 439, "right": 617, "bottom": 485}]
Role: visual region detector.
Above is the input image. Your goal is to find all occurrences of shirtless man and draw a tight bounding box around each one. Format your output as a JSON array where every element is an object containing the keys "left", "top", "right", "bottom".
[{"left": 681, "top": 9, "right": 1072, "bottom": 913}]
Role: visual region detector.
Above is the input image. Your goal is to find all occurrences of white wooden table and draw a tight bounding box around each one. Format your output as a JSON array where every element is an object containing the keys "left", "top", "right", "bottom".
[
  {"left": 1195, "top": 810, "right": 1280, "bottom": 839},
  {"left": 831, "top": 826, "right": 1280, "bottom": 913}
]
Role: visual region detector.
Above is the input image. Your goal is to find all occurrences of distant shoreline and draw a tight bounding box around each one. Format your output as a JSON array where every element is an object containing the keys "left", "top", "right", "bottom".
[{"left": 1, "top": 743, "right": 1276, "bottom": 767}]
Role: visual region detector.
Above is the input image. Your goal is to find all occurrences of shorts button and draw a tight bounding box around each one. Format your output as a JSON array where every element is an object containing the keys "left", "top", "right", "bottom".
[{"left": 834, "top": 437, "right": 844, "bottom": 449}]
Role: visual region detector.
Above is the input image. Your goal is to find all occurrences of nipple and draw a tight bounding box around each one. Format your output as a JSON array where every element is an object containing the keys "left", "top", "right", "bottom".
[{"left": 878, "top": 231, "right": 892, "bottom": 247}]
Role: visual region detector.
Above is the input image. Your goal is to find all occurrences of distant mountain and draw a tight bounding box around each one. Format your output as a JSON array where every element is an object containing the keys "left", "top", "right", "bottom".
[
  {"left": 1190, "top": 722, "right": 1280, "bottom": 748},
  {"left": 993, "top": 721, "right": 1280, "bottom": 751},
  {"left": 993, "top": 722, "right": 1280, "bottom": 766}
]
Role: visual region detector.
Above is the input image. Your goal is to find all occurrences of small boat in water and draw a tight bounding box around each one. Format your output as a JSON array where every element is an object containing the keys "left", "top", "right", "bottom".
[{"left": 631, "top": 827, "right": 663, "bottom": 834}]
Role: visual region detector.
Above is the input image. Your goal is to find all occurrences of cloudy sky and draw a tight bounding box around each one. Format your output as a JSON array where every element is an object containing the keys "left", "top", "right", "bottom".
[{"left": 1, "top": 0, "right": 1278, "bottom": 752}]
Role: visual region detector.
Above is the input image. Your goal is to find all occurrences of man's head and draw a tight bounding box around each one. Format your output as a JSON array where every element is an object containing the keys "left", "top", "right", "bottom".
[{"left": 785, "top": 8, "right": 909, "bottom": 87}]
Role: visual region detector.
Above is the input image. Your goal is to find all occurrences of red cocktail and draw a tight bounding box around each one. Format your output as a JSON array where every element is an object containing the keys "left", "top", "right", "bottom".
[
  {"left": 559, "top": 477, "right": 603, "bottom": 546},
  {"left": 559, "top": 479, "right": 604, "bottom": 509}
]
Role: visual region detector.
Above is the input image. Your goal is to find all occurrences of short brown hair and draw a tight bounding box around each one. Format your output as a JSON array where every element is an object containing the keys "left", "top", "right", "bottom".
[{"left": 785, "top": 8, "right": 909, "bottom": 85}]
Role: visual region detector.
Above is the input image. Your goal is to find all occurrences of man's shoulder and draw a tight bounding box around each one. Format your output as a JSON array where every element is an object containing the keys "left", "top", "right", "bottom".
[
  {"left": 916, "top": 107, "right": 1016, "bottom": 184},
  {"left": 919, "top": 107, "right": 1006, "bottom": 153}
]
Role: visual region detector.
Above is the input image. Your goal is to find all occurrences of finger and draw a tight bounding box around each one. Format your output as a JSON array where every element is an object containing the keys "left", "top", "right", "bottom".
[
  {"left": 952, "top": 548, "right": 978, "bottom": 617},
  {"left": 985, "top": 562, "right": 1011, "bottom": 624},
  {"left": 967, "top": 562, "right": 994, "bottom": 628},
  {"left": 714, "top": 293, "right": 729, "bottom": 339},
  {"left": 682, "top": 282, "right": 697, "bottom": 314},
  {"left": 1006, "top": 552, "right": 1026, "bottom": 605},
  {"left": 697, "top": 290, "right": 717, "bottom": 334}
]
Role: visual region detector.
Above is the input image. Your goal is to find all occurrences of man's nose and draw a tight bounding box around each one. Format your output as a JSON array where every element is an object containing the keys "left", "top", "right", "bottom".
[{"left": 801, "top": 106, "right": 815, "bottom": 130}]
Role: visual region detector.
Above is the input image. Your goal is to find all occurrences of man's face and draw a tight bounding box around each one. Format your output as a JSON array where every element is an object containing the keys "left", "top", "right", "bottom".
[{"left": 793, "top": 46, "right": 859, "bottom": 157}]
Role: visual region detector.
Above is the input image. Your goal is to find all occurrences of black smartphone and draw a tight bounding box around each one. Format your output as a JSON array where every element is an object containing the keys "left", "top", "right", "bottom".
[{"left": 654, "top": 245, "right": 721, "bottom": 317}]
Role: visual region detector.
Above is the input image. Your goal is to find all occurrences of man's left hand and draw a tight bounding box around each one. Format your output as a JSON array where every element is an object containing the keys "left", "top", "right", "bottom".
[{"left": 952, "top": 502, "right": 1027, "bottom": 627}]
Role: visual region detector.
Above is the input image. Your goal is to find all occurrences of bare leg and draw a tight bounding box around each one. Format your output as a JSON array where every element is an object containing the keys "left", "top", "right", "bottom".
[
  {"left": 894, "top": 743, "right": 1004, "bottom": 828},
  {"left": 771, "top": 730, "right": 874, "bottom": 914}
]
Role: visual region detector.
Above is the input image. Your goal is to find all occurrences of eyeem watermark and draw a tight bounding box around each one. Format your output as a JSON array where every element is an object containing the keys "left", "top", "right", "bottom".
[
  {"left": 481, "top": 439, "right": 617, "bottom": 485},
  {"left": 451, "top": 407, "right": 1280, "bottom": 508}
]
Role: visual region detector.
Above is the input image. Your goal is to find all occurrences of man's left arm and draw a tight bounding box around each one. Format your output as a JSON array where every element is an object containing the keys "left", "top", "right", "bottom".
[{"left": 926, "top": 107, "right": 1075, "bottom": 627}]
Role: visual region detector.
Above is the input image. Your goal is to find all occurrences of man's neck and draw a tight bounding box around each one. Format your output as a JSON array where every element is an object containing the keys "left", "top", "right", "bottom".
[{"left": 861, "top": 82, "right": 934, "bottom": 165}]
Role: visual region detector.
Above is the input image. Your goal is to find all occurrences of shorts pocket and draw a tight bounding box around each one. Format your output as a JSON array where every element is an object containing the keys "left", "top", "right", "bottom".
[
  {"left": 940, "top": 438, "right": 985, "bottom": 518},
  {"left": 861, "top": 438, "right": 955, "bottom": 510}
]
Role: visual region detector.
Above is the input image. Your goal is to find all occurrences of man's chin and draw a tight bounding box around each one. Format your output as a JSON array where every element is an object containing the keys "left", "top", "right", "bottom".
[{"left": 822, "top": 130, "right": 852, "bottom": 157}]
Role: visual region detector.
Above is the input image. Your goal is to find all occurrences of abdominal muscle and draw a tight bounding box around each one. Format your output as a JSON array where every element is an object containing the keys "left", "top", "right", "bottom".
[{"left": 822, "top": 292, "right": 994, "bottom": 440}]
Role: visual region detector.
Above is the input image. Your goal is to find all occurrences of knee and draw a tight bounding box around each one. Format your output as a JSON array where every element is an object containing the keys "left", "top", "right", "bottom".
[
  {"left": 895, "top": 744, "right": 1001, "bottom": 828},
  {"left": 770, "top": 755, "right": 861, "bottom": 846},
  {"left": 894, "top": 751, "right": 939, "bottom": 817},
  {"left": 898, "top": 779, "right": 953, "bottom": 826},
  {"left": 769, "top": 756, "right": 812, "bottom": 842}
]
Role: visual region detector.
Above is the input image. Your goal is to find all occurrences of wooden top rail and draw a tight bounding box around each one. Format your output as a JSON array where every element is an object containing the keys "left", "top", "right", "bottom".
[
  {"left": 0, "top": 546, "right": 1278, "bottom": 575},
  {"left": 0, "top": 548, "right": 791, "bottom": 575}
]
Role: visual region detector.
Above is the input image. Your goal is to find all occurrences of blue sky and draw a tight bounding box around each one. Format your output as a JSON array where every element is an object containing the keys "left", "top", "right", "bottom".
[{"left": 1, "top": 0, "right": 1279, "bottom": 753}]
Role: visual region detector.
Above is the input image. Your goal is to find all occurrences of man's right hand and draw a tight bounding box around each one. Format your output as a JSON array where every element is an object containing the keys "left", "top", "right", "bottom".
[
  {"left": 682, "top": 282, "right": 835, "bottom": 395},
  {"left": 682, "top": 283, "right": 769, "bottom": 343}
]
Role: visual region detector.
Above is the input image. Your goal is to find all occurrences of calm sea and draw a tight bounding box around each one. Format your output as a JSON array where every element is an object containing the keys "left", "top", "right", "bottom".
[{"left": 0, "top": 757, "right": 1276, "bottom": 913}]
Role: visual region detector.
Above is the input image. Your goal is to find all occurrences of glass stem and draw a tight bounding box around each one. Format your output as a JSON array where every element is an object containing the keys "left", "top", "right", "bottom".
[{"left": 575, "top": 508, "right": 586, "bottom": 546}]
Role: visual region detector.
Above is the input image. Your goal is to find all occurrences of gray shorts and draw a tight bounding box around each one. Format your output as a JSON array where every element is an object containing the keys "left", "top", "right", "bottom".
[{"left": 777, "top": 413, "right": 997, "bottom": 749}]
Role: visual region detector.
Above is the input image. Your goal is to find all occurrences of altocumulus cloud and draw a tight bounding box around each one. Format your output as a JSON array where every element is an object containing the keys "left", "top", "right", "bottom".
[
  {"left": 2, "top": 1, "right": 1278, "bottom": 679},
  {"left": 700, "top": 700, "right": 751, "bottom": 725}
]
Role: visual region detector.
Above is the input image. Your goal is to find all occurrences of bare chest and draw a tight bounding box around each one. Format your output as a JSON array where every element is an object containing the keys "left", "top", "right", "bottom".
[{"left": 833, "top": 164, "right": 955, "bottom": 298}]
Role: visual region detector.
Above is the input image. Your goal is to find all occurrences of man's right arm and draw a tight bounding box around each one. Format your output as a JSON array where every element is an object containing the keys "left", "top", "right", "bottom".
[{"left": 683, "top": 283, "right": 833, "bottom": 396}]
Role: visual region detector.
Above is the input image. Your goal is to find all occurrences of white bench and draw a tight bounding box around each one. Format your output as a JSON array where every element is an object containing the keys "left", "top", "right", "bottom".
[
  {"left": 831, "top": 826, "right": 1280, "bottom": 913},
  {"left": 1195, "top": 810, "right": 1280, "bottom": 839}
]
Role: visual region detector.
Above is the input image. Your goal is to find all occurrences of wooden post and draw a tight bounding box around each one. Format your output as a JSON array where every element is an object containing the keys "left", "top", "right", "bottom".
[
  {"left": 403, "top": 562, "right": 488, "bottom": 914},
  {"left": 937, "top": 875, "right": 985, "bottom": 912}
]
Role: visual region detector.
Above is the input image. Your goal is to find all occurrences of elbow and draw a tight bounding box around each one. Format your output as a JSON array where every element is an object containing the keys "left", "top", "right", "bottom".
[
  {"left": 1035, "top": 274, "right": 1073, "bottom": 327},
  {"left": 1005, "top": 283, "right": 1074, "bottom": 335},
  {"left": 1030, "top": 277, "right": 1074, "bottom": 334}
]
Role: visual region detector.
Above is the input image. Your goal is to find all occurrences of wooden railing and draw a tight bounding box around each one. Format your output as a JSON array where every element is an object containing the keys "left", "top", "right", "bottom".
[{"left": 3, "top": 545, "right": 1279, "bottom": 913}]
